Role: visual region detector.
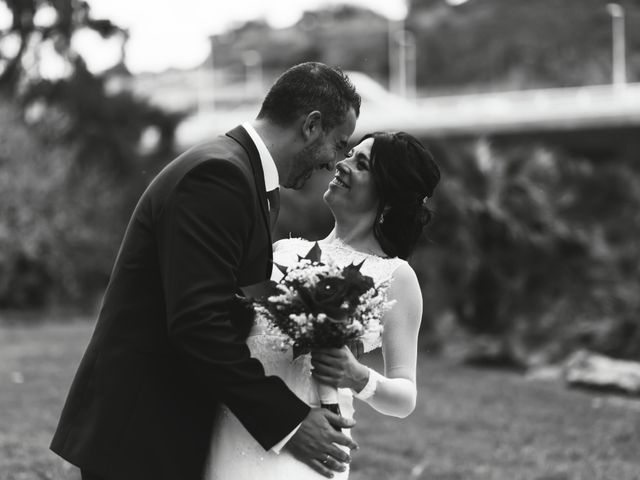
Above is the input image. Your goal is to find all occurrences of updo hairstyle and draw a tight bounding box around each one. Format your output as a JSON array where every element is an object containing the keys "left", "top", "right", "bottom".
[{"left": 363, "top": 131, "right": 441, "bottom": 260}]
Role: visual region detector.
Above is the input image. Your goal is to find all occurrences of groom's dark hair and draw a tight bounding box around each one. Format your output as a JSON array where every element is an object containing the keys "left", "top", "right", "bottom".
[{"left": 257, "top": 62, "right": 361, "bottom": 131}]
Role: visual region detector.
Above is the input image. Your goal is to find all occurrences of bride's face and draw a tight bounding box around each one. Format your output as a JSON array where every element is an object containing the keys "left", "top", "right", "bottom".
[{"left": 323, "top": 137, "right": 378, "bottom": 218}]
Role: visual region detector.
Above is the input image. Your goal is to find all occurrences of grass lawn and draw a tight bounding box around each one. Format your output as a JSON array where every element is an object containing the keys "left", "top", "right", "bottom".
[{"left": 1, "top": 320, "right": 639, "bottom": 480}]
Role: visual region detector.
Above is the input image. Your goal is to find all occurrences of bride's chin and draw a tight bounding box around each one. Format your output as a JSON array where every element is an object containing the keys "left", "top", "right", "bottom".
[
  {"left": 325, "top": 182, "right": 344, "bottom": 196},
  {"left": 322, "top": 189, "right": 340, "bottom": 209}
]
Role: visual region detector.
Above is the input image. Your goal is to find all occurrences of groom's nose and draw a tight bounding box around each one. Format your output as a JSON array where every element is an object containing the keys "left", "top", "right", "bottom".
[{"left": 321, "top": 159, "right": 337, "bottom": 171}]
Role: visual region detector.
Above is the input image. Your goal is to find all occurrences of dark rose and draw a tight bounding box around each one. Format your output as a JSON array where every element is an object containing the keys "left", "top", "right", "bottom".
[
  {"left": 296, "top": 268, "right": 375, "bottom": 319},
  {"left": 297, "top": 277, "right": 350, "bottom": 319},
  {"left": 341, "top": 264, "right": 375, "bottom": 299}
]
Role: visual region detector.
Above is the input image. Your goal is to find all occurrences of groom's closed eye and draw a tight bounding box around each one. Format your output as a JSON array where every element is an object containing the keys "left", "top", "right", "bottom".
[{"left": 336, "top": 140, "right": 348, "bottom": 155}]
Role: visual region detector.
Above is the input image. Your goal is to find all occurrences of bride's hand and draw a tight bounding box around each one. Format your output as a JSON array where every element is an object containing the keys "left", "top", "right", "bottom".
[{"left": 310, "top": 345, "right": 369, "bottom": 391}]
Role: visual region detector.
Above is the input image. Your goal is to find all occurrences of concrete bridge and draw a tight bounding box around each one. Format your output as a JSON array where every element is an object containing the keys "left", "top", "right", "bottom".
[
  {"left": 358, "top": 81, "right": 640, "bottom": 159},
  {"left": 174, "top": 74, "right": 640, "bottom": 159}
]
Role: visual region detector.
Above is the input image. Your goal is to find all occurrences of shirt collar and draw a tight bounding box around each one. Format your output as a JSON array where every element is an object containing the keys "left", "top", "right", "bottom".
[{"left": 242, "top": 122, "right": 279, "bottom": 192}]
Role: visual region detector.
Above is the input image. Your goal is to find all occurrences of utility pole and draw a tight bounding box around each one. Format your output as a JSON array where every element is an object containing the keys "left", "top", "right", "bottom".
[
  {"left": 606, "top": 3, "right": 627, "bottom": 88},
  {"left": 388, "top": 19, "right": 416, "bottom": 99},
  {"left": 388, "top": 18, "right": 403, "bottom": 96}
]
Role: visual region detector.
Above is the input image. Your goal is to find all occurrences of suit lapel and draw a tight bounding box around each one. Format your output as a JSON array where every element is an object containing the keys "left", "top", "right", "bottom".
[{"left": 225, "top": 126, "right": 273, "bottom": 267}]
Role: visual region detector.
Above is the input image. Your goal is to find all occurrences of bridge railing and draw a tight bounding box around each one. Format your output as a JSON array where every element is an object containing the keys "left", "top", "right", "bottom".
[{"left": 176, "top": 79, "right": 640, "bottom": 146}]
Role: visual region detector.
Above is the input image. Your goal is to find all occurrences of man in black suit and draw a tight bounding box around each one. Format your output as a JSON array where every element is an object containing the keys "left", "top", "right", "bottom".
[{"left": 51, "top": 62, "right": 361, "bottom": 480}]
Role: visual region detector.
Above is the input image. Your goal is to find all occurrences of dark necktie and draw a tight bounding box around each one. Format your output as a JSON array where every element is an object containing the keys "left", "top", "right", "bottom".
[{"left": 266, "top": 187, "right": 280, "bottom": 233}]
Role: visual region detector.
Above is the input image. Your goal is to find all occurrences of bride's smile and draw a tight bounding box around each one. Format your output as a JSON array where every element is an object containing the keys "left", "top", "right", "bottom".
[
  {"left": 324, "top": 137, "right": 378, "bottom": 220},
  {"left": 330, "top": 174, "right": 350, "bottom": 189}
]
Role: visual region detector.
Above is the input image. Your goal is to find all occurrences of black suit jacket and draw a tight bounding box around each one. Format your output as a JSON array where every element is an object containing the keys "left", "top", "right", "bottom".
[{"left": 50, "top": 126, "right": 310, "bottom": 480}]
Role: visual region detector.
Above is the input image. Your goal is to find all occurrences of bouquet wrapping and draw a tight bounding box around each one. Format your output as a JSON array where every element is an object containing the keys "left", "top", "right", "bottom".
[{"left": 241, "top": 243, "right": 393, "bottom": 413}]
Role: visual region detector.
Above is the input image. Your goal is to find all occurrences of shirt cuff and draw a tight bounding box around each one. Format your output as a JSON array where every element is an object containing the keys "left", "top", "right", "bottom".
[
  {"left": 353, "top": 367, "right": 383, "bottom": 401},
  {"left": 270, "top": 423, "right": 301, "bottom": 454}
]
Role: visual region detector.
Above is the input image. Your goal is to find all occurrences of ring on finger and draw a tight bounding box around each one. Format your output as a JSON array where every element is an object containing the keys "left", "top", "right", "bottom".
[{"left": 321, "top": 453, "right": 330, "bottom": 465}]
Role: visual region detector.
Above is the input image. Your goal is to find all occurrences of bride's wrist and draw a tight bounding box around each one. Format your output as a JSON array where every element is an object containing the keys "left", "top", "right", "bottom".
[{"left": 350, "top": 364, "right": 370, "bottom": 392}]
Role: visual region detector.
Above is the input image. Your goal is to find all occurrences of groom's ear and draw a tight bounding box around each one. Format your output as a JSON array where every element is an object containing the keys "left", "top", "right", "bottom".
[{"left": 301, "top": 111, "right": 323, "bottom": 142}]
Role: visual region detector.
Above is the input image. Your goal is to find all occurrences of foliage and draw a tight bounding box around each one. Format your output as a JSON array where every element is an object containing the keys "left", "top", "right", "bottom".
[
  {"left": 0, "top": 0, "right": 181, "bottom": 307},
  {"left": 23, "top": 59, "right": 183, "bottom": 175},
  {"left": 211, "top": 0, "right": 640, "bottom": 92},
  {"left": 0, "top": 0, "right": 183, "bottom": 171},
  {"left": 0, "top": 0, "right": 121, "bottom": 91},
  {"left": 210, "top": 7, "right": 390, "bottom": 82},
  {"left": 407, "top": 0, "right": 640, "bottom": 91},
  {"left": 0, "top": 98, "right": 125, "bottom": 307},
  {"left": 413, "top": 139, "right": 640, "bottom": 364}
]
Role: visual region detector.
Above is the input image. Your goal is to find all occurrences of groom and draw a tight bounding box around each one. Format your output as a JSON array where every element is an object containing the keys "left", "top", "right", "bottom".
[{"left": 51, "top": 62, "right": 361, "bottom": 480}]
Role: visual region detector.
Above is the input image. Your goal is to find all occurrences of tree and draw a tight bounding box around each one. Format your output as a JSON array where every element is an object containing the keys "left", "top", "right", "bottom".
[
  {"left": 0, "top": 0, "right": 182, "bottom": 307},
  {"left": 0, "top": 0, "right": 121, "bottom": 90},
  {"left": 407, "top": 0, "right": 640, "bottom": 91},
  {"left": 0, "top": 0, "right": 182, "bottom": 171},
  {"left": 420, "top": 138, "right": 640, "bottom": 364}
]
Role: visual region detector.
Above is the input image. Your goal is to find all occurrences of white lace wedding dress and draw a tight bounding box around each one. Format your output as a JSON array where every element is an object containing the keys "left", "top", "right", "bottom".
[{"left": 204, "top": 238, "right": 406, "bottom": 480}]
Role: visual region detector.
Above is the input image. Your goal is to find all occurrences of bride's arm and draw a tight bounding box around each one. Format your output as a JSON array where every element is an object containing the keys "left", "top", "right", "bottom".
[
  {"left": 310, "top": 263, "right": 423, "bottom": 418},
  {"left": 357, "top": 263, "right": 421, "bottom": 417}
]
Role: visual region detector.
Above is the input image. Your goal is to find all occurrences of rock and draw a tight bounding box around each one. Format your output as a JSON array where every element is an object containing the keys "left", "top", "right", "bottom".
[
  {"left": 459, "top": 335, "right": 526, "bottom": 371},
  {"left": 563, "top": 349, "right": 640, "bottom": 395},
  {"left": 526, "top": 365, "right": 563, "bottom": 381}
]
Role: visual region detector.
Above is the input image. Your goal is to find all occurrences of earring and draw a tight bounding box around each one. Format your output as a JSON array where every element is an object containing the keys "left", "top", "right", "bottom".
[{"left": 379, "top": 212, "right": 385, "bottom": 224}]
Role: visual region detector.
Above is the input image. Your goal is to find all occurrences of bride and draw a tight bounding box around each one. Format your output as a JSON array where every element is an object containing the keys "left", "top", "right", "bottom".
[{"left": 205, "top": 131, "right": 441, "bottom": 479}]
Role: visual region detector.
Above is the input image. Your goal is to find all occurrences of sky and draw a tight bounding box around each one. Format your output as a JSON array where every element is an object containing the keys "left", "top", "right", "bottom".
[{"left": 78, "top": 0, "right": 413, "bottom": 74}]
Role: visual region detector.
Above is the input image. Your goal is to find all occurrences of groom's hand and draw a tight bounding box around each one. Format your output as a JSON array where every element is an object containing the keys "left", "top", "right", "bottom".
[{"left": 286, "top": 408, "right": 358, "bottom": 478}]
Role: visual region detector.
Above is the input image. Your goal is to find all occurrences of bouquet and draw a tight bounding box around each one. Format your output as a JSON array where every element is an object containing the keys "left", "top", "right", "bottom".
[{"left": 241, "top": 242, "right": 393, "bottom": 415}]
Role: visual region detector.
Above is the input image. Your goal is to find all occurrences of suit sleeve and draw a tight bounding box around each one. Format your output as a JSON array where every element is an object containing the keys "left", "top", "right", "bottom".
[{"left": 156, "top": 159, "right": 309, "bottom": 450}]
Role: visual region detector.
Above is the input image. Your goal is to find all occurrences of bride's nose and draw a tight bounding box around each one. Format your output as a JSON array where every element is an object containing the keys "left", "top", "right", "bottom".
[{"left": 336, "top": 161, "right": 349, "bottom": 175}]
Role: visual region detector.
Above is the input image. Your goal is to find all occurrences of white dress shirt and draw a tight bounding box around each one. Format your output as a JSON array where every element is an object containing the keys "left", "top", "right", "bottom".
[
  {"left": 241, "top": 123, "right": 300, "bottom": 453},
  {"left": 242, "top": 122, "right": 279, "bottom": 193}
]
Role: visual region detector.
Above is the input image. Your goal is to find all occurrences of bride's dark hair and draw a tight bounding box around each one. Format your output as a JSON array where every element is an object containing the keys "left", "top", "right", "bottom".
[{"left": 362, "top": 131, "right": 441, "bottom": 260}]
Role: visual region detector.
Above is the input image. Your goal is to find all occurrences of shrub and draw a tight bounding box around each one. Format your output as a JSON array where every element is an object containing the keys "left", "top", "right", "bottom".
[
  {"left": 422, "top": 139, "right": 640, "bottom": 364},
  {"left": 0, "top": 98, "right": 125, "bottom": 308}
]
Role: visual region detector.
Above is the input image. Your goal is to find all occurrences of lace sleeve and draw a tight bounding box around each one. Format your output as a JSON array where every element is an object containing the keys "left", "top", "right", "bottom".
[{"left": 359, "top": 257, "right": 407, "bottom": 353}]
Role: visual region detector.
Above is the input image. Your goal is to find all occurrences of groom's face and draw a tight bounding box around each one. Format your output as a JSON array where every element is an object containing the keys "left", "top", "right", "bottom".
[{"left": 284, "top": 107, "right": 357, "bottom": 190}]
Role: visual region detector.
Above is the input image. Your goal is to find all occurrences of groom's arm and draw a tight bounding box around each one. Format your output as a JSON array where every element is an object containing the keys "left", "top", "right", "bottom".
[{"left": 155, "top": 159, "right": 309, "bottom": 450}]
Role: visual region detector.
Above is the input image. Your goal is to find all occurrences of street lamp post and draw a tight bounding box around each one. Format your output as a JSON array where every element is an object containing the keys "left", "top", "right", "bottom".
[
  {"left": 606, "top": 3, "right": 627, "bottom": 87},
  {"left": 401, "top": 29, "right": 416, "bottom": 99},
  {"left": 388, "top": 18, "right": 403, "bottom": 95},
  {"left": 388, "top": 19, "right": 416, "bottom": 99}
]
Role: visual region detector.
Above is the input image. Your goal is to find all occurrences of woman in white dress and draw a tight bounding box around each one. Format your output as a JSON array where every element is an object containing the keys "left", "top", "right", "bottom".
[{"left": 206, "top": 131, "right": 441, "bottom": 479}]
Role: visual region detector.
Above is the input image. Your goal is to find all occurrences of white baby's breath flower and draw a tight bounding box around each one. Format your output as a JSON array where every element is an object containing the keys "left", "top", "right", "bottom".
[
  {"left": 289, "top": 313, "right": 309, "bottom": 326},
  {"left": 256, "top": 247, "right": 396, "bottom": 353}
]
